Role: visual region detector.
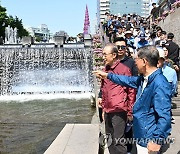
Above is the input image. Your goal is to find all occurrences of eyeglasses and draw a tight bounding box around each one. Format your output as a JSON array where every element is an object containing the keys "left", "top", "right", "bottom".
[{"left": 117, "top": 45, "right": 126, "bottom": 50}]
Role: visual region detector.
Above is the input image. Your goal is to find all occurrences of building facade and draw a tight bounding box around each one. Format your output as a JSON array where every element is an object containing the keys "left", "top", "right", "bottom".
[
  {"left": 110, "top": 0, "right": 143, "bottom": 16},
  {"left": 141, "top": 0, "right": 152, "bottom": 17},
  {"left": 97, "top": 0, "right": 110, "bottom": 24},
  {"left": 26, "top": 24, "right": 53, "bottom": 42},
  {"left": 97, "top": 0, "right": 154, "bottom": 25}
]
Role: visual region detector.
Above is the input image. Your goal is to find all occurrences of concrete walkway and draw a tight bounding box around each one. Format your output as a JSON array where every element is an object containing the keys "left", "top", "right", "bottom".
[
  {"left": 163, "top": 116, "right": 180, "bottom": 154},
  {"left": 44, "top": 124, "right": 99, "bottom": 154}
]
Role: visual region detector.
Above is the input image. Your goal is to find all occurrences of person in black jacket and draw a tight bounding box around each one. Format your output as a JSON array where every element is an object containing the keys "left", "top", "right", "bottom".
[
  {"left": 151, "top": 3, "right": 160, "bottom": 22},
  {"left": 166, "top": 33, "right": 180, "bottom": 80},
  {"left": 114, "top": 37, "right": 138, "bottom": 76},
  {"left": 114, "top": 37, "right": 138, "bottom": 153}
]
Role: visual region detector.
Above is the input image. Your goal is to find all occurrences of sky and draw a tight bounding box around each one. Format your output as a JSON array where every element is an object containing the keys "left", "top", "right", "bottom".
[{"left": 1, "top": 0, "right": 97, "bottom": 36}]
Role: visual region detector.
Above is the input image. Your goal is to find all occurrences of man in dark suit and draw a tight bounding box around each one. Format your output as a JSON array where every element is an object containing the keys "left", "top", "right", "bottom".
[
  {"left": 151, "top": 3, "right": 160, "bottom": 21},
  {"left": 166, "top": 33, "right": 180, "bottom": 80}
]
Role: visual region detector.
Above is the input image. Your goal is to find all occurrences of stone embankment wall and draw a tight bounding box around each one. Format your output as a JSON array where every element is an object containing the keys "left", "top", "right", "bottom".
[{"left": 158, "top": 8, "right": 180, "bottom": 45}]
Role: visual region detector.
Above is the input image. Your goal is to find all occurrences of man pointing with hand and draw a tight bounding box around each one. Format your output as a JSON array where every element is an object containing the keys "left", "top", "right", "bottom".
[{"left": 94, "top": 45, "right": 172, "bottom": 154}]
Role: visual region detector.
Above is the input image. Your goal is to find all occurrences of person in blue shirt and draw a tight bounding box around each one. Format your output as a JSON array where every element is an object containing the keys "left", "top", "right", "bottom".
[
  {"left": 136, "top": 33, "right": 149, "bottom": 49},
  {"left": 124, "top": 30, "right": 135, "bottom": 49},
  {"left": 93, "top": 45, "right": 172, "bottom": 154},
  {"left": 157, "top": 47, "right": 178, "bottom": 97}
]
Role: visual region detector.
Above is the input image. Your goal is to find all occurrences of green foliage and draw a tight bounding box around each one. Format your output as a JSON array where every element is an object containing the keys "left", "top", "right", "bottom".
[
  {"left": 35, "top": 36, "right": 42, "bottom": 42},
  {"left": 0, "top": 5, "right": 29, "bottom": 39},
  {"left": 0, "top": 5, "right": 8, "bottom": 39}
]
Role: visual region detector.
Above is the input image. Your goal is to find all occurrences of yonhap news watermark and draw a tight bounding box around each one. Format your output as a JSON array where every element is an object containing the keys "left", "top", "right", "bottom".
[
  {"left": 114, "top": 137, "right": 175, "bottom": 145},
  {"left": 99, "top": 133, "right": 175, "bottom": 148}
]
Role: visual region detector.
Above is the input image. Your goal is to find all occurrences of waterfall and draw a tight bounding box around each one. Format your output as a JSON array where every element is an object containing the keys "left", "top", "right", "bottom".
[{"left": 0, "top": 46, "right": 93, "bottom": 96}]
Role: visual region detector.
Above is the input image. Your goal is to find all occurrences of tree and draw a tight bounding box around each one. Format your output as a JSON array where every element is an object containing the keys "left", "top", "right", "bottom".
[
  {"left": 0, "top": 5, "right": 29, "bottom": 40},
  {"left": 8, "top": 16, "right": 29, "bottom": 38},
  {"left": 0, "top": 5, "right": 9, "bottom": 39}
]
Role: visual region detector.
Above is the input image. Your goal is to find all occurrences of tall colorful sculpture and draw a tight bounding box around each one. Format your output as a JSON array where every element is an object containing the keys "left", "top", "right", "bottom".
[{"left": 83, "top": 5, "right": 90, "bottom": 34}]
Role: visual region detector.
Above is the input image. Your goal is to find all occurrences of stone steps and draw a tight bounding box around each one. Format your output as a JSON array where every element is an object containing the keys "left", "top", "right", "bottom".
[
  {"left": 172, "top": 101, "right": 180, "bottom": 108},
  {"left": 172, "top": 108, "right": 180, "bottom": 116},
  {"left": 172, "top": 97, "right": 180, "bottom": 101},
  {"left": 172, "top": 84, "right": 180, "bottom": 115}
]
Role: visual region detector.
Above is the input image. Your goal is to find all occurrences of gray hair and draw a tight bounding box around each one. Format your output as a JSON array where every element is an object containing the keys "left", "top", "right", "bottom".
[
  {"left": 105, "top": 43, "right": 118, "bottom": 56},
  {"left": 137, "top": 45, "right": 159, "bottom": 67}
]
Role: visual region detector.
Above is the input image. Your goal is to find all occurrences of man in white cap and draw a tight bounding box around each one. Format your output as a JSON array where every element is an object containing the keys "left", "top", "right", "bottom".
[
  {"left": 157, "top": 47, "right": 178, "bottom": 97},
  {"left": 124, "top": 30, "right": 135, "bottom": 49}
]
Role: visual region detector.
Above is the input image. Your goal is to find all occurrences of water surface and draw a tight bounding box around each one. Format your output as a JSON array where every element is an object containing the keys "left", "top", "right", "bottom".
[{"left": 0, "top": 96, "right": 95, "bottom": 154}]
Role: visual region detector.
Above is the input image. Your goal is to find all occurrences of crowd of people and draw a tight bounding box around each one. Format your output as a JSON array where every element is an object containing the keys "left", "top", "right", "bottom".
[
  {"left": 101, "top": 11, "right": 179, "bottom": 89},
  {"left": 94, "top": 6, "right": 180, "bottom": 154}
]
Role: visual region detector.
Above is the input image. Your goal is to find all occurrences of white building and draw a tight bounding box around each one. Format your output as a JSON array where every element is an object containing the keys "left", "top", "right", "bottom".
[
  {"left": 26, "top": 24, "right": 53, "bottom": 42},
  {"left": 141, "top": 0, "right": 150, "bottom": 17},
  {"left": 91, "top": 18, "right": 98, "bottom": 35},
  {"left": 97, "top": 0, "right": 110, "bottom": 24},
  {"left": 97, "top": 0, "right": 154, "bottom": 22},
  {"left": 142, "top": 0, "right": 159, "bottom": 17},
  {"left": 110, "top": 0, "right": 143, "bottom": 16}
]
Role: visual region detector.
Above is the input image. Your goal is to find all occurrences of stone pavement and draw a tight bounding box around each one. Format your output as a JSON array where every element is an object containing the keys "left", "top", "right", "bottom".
[
  {"left": 159, "top": 8, "right": 180, "bottom": 46},
  {"left": 163, "top": 116, "right": 180, "bottom": 154}
]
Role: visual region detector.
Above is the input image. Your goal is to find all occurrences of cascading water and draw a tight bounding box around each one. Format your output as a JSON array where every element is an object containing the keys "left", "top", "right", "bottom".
[
  {"left": 0, "top": 46, "right": 94, "bottom": 99},
  {"left": 0, "top": 45, "right": 95, "bottom": 153}
]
